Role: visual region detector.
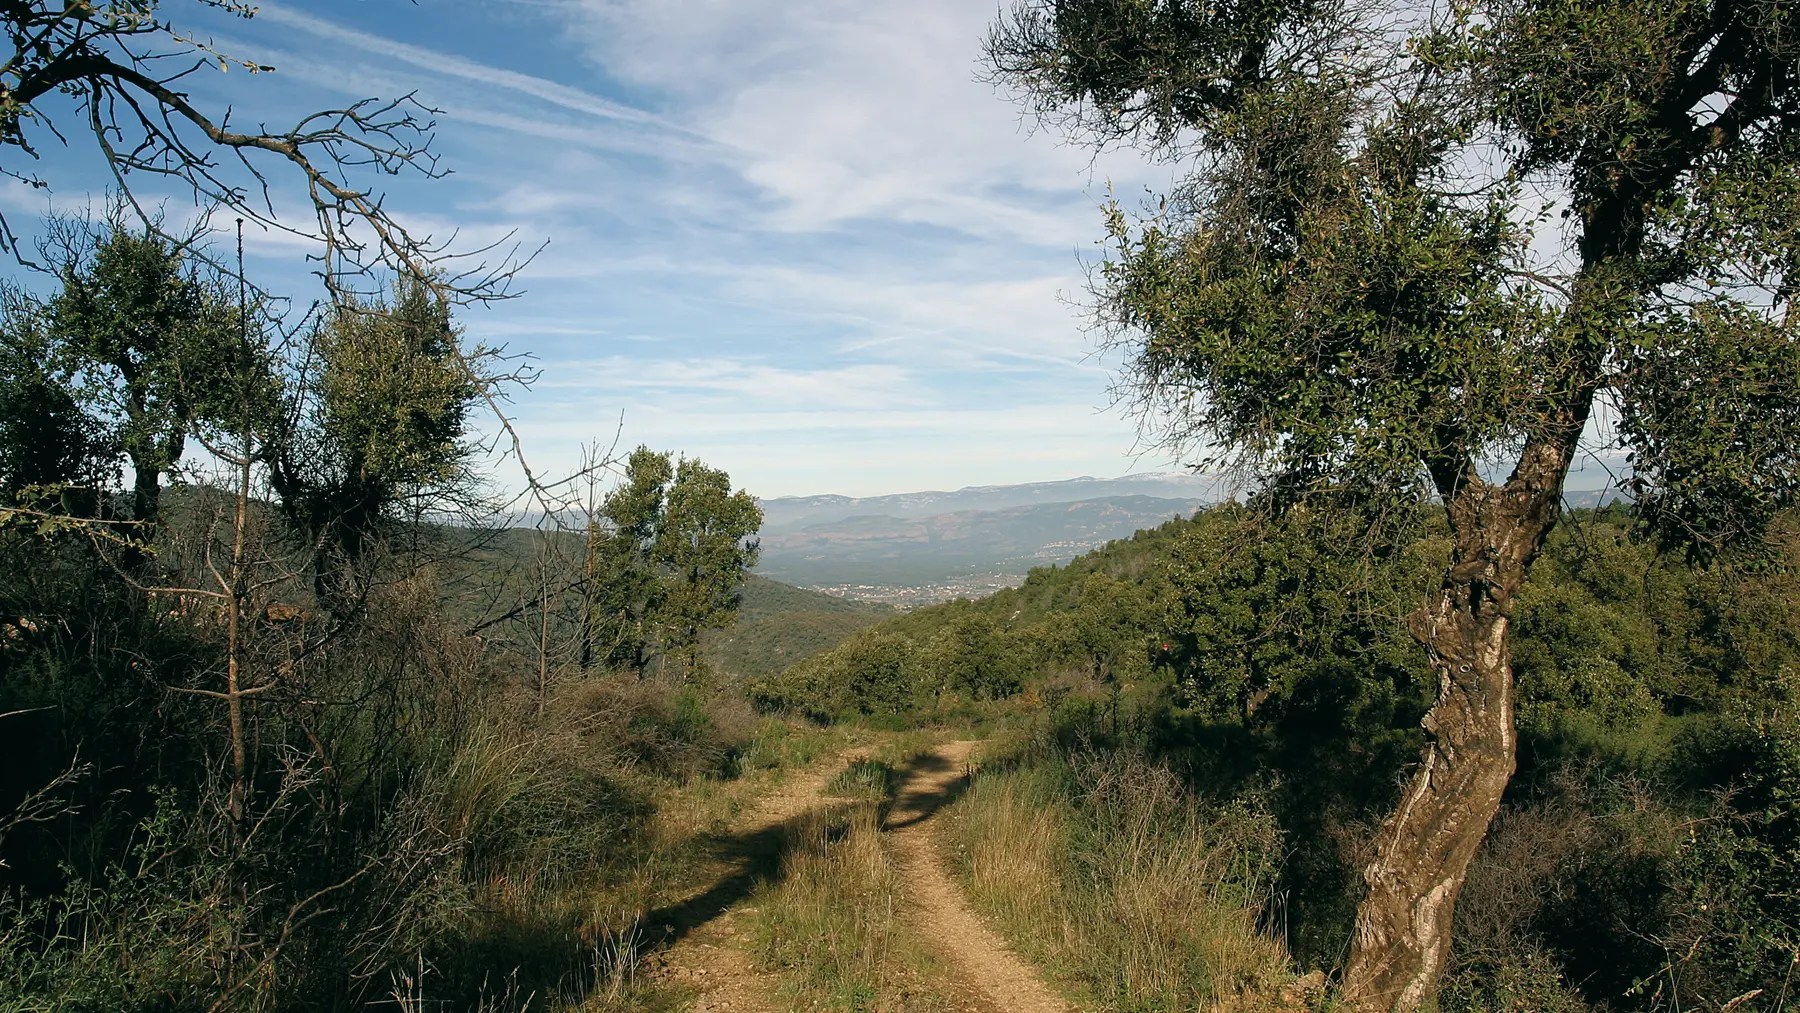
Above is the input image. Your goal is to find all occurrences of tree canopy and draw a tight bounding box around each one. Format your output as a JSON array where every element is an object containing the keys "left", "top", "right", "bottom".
[{"left": 988, "top": 0, "right": 1800, "bottom": 1007}]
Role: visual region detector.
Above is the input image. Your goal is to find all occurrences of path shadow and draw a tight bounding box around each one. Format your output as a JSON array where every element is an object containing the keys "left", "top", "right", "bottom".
[
  {"left": 882, "top": 750, "right": 973, "bottom": 831},
  {"left": 639, "top": 808, "right": 813, "bottom": 949},
  {"left": 641, "top": 748, "right": 974, "bottom": 949}
]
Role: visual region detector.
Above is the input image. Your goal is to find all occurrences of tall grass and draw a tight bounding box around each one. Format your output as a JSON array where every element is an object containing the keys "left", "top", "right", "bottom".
[{"left": 951, "top": 747, "right": 1292, "bottom": 1012}]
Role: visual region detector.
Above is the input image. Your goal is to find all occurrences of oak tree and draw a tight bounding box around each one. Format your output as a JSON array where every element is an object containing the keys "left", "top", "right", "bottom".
[
  {"left": 269, "top": 276, "right": 478, "bottom": 612},
  {"left": 46, "top": 217, "right": 238, "bottom": 540},
  {"left": 988, "top": 1, "right": 1800, "bottom": 1008}
]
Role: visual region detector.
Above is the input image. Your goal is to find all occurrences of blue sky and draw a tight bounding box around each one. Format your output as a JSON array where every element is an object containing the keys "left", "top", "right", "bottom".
[{"left": 5, "top": 0, "right": 1198, "bottom": 499}]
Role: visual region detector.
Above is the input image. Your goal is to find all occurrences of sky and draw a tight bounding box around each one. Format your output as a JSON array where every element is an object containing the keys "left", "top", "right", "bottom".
[{"left": 3, "top": 0, "right": 1192, "bottom": 500}]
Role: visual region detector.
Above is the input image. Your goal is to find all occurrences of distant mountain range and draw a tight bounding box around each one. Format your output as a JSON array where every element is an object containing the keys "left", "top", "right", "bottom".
[
  {"left": 754, "top": 485, "right": 1213, "bottom": 589},
  {"left": 757, "top": 472, "right": 1228, "bottom": 534},
  {"left": 749, "top": 469, "right": 1628, "bottom": 593}
]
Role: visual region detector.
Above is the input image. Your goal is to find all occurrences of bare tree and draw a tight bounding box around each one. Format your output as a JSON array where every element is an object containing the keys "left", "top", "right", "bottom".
[{"left": 0, "top": 2, "right": 523, "bottom": 301}]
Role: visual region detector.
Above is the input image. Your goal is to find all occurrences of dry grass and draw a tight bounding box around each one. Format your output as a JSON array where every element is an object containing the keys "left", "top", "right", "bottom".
[
  {"left": 950, "top": 749, "right": 1295, "bottom": 1013},
  {"left": 749, "top": 776, "right": 948, "bottom": 1011}
]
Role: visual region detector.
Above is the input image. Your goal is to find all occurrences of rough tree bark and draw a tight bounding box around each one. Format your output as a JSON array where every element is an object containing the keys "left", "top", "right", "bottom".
[{"left": 1342, "top": 439, "right": 1577, "bottom": 1011}]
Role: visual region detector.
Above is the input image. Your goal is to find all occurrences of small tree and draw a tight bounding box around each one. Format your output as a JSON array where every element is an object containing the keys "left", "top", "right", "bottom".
[
  {"left": 583, "top": 446, "right": 673, "bottom": 675},
  {"left": 1070, "top": 572, "right": 1150, "bottom": 684},
  {"left": 655, "top": 458, "right": 762, "bottom": 681},
  {"left": 46, "top": 217, "right": 239, "bottom": 544},
  {"left": 581, "top": 449, "right": 761, "bottom": 681},
  {"left": 269, "top": 277, "right": 479, "bottom": 611},
  {"left": 988, "top": 1, "right": 1800, "bottom": 1007}
]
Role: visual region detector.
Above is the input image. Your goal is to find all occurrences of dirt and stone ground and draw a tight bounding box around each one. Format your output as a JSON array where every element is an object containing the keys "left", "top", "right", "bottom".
[{"left": 647, "top": 740, "right": 1075, "bottom": 1013}]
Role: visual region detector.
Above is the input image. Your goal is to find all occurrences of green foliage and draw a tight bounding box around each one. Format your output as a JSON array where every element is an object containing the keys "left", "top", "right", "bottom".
[
  {"left": 0, "top": 219, "right": 704, "bottom": 1012},
  {"left": 656, "top": 457, "right": 763, "bottom": 675},
  {"left": 42, "top": 217, "right": 244, "bottom": 528},
  {"left": 751, "top": 514, "right": 1201, "bottom": 721},
  {"left": 582, "top": 447, "right": 762, "bottom": 679},
  {"left": 585, "top": 446, "right": 675, "bottom": 673},
  {"left": 753, "top": 629, "right": 925, "bottom": 721},
  {"left": 269, "top": 275, "right": 479, "bottom": 605},
  {"left": 990, "top": 0, "right": 1800, "bottom": 550},
  {"left": 1161, "top": 503, "right": 1437, "bottom": 725},
  {"left": 313, "top": 279, "right": 475, "bottom": 493},
  {"left": 702, "top": 589, "right": 890, "bottom": 683},
  {"left": 0, "top": 288, "right": 106, "bottom": 495},
  {"left": 766, "top": 500, "right": 1800, "bottom": 1006}
]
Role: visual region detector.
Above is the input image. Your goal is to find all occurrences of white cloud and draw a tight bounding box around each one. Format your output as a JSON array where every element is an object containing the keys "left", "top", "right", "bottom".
[
  {"left": 59, "top": 2, "right": 1188, "bottom": 496},
  {"left": 543, "top": 358, "right": 922, "bottom": 411},
  {"left": 556, "top": 0, "right": 1161, "bottom": 239},
  {"left": 256, "top": 3, "right": 687, "bottom": 133}
]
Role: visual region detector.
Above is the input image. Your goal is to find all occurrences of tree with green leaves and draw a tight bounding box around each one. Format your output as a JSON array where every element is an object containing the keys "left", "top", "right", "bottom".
[
  {"left": 0, "top": 288, "right": 107, "bottom": 498},
  {"left": 655, "top": 457, "right": 762, "bottom": 681},
  {"left": 269, "top": 275, "right": 478, "bottom": 611},
  {"left": 583, "top": 446, "right": 675, "bottom": 674},
  {"left": 582, "top": 449, "right": 761, "bottom": 680},
  {"left": 1068, "top": 571, "right": 1151, "bottom": 684},
  {"left": 987, "top": 1, "right": 1800, "bottom": 1007},
  {"left": 45, "top": 218, "right": 240, "bottom": 543}
]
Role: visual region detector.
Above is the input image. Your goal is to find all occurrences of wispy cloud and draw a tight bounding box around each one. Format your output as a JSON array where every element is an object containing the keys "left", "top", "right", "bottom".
[
  {"left": 254, "top": 3, "right": 690, "bottom": 134},
  {"left": 91, "top": 1, "right": 1180, "bottom": 496}
]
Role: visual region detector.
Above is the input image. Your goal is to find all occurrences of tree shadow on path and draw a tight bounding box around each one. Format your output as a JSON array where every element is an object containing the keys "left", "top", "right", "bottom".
[
  {"left": 885, "top": 749, "right": 972, "bottom": 830},
  {"left": 641, "top": 746, "right": 975, "bottom": 949}
]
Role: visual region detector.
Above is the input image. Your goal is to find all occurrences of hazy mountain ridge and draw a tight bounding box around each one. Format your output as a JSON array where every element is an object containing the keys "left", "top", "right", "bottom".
[
  {"left": 755, "top": 493, "right": 1207, "bottom": 588},
  {"left": 757, "top": 471, "right": 1224, "bottom": 533}
]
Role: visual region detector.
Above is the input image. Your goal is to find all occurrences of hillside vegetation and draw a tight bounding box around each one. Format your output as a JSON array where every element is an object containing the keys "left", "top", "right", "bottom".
[
  {"left": 755, "top": 502, "right": 1800, "bottom": 1012},
  {"left": 702, "top": 575, "right": 895, "bottom": 682}
]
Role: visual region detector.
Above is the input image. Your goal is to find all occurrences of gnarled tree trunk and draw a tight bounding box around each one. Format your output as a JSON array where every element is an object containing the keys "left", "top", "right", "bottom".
[{"left": 1341, "top": 441, "right": 1572, "bottom": 1012}]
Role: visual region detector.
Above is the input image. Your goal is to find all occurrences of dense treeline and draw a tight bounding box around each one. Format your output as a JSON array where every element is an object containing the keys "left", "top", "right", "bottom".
[{"left": 758, "top": 501, "right": 1800, "bottom": 1011}]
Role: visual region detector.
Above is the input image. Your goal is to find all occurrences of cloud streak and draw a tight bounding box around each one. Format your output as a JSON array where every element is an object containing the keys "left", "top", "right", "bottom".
[{"left": 123, "top": 1, "right": 1180, "bottom": 496}]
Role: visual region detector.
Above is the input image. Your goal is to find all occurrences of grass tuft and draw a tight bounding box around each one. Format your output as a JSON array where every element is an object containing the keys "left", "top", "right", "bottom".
[{"left": 749, "top": 799, "right": 942, "bottom": 1011}]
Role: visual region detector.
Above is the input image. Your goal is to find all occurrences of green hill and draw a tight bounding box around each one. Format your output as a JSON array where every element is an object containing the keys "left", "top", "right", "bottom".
[{"left": 702, "top": 575, "right": 896, "bottom": 682}]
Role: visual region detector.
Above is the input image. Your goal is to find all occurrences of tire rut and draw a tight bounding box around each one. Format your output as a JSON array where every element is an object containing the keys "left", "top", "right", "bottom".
[{"left": 887, "top": 740, "right": 1075, "bottom": 1013}]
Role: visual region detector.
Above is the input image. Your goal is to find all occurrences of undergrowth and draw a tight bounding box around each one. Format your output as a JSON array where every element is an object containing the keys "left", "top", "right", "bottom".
[{"left": 948, "top": 741, "right": 1295, "bottom": 1012}]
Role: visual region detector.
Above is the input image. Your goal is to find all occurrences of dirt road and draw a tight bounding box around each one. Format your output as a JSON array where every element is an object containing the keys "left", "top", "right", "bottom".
[
  {"left": 651, "top": 740, "right": 1074, "bottom": 1013},
  {"left": 887, "top": 741, "right": 1075, "bottom": 1013}
]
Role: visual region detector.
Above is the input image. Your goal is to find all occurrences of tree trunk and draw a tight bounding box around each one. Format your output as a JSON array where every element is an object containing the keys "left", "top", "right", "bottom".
[
  {"left": 123, "top": 448, "right": 164, "bottom": 571},
  {"left": 1342, "top": 443, "right": 1571, "bottom": 1012}
]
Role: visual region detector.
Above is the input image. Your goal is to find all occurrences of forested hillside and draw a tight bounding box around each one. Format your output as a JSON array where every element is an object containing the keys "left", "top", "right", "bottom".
[
  {"left": 701, "top": 575, "right": 895, "bottom": 682},
  {"left": 754, "top": 502, "right": 1800, "bottom": 1011}
]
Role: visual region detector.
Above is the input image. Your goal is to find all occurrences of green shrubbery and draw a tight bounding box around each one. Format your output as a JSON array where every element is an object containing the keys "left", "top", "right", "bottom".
[
  {"left": 0, "top": 220, "right": 776, "bottom": 1012},
  {"left": 767, "top": 502, "right": 1800, "bottom": 1011}
]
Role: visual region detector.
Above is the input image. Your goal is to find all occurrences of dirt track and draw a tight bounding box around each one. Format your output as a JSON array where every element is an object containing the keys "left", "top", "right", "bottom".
[
  {"left": 887, "top": 740, "right": 1075, "bottom": 1013},
  {"left": 653, "top": 740, "right": 1074, "bottom": 1013}
]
